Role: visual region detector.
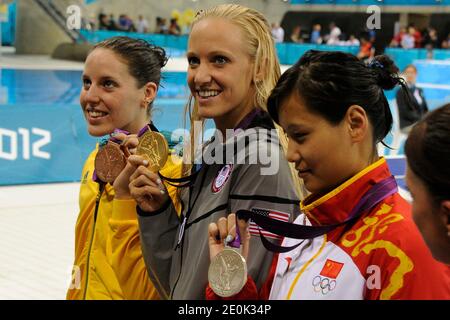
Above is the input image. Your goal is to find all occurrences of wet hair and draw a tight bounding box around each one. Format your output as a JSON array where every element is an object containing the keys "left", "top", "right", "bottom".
[
  {"left": 268, "top": 50, "right": 408, "bottom": 146},
  {"left": 405, "top": 103, "right": 450, "bottom": 203},
  {"left": 182, "top": 4, "right": 304, "bottom": 198},
  {"left": 93, "top": 36, "right": 168, "bottom": 115},
  {"left": 192, "top": 4, "right": 280, "bottom": 111}
]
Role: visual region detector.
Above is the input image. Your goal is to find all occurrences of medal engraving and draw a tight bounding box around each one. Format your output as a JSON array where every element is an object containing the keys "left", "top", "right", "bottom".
[
  {"left": 208, "top": 248, "right": 247, "bottom": 297},
  {"left": 136, "top": 131, "right": 168, "bottom": 172},
  {"left": 94, "top": 142, "right": 127, "bottom": 183}
]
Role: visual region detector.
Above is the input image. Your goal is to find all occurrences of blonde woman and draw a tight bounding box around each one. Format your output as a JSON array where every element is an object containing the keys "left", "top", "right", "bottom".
[{"left": 129, "top": 4, "right": 304, "bottom": 299}]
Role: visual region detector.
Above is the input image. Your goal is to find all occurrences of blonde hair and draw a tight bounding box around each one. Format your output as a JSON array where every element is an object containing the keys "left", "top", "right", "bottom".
[{"left": 183, "top": 4, "right": 305, "bottom": 199}]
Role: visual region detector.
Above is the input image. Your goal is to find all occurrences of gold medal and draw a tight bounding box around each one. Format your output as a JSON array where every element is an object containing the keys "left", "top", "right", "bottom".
[
  {"left": 136, "top": 131, "right": 168, "bottom": 172},
  {"left": 94, "top": 141, "right": 127, "bottom": 183},
  {"left": 208, "top": 248, "right": 247, "bottom": 298}
]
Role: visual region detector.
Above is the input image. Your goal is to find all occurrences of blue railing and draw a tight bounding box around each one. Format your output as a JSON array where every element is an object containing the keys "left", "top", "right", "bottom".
[
  {"left": 1, "top": 1, "right": 16, "bottom": 45},
  {"left": 276, "top": 43, "right": 359, "bottom": 65},
  {"left": 79, "top": 30, "right": 188, "bottom": 58},
  {"left": 290, "top": 0, "right": 447, "bottom": 5},
  {"left": 385, "top": 48, "right": 450, "bottom": 71},
  {"left": 80, "top": 30, "right": 450, "bottom": 68}
]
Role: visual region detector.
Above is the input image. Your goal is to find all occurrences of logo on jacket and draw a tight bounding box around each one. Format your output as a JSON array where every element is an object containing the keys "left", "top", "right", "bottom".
[
  {"left": 212, "top": 164, "right": 233, "bottom": 193},
  {"left": 81, "top": 171, "right": 89, "bottom": 184},
  {"left": 312, "top": 259, "right": 344, "bottom": 295}
]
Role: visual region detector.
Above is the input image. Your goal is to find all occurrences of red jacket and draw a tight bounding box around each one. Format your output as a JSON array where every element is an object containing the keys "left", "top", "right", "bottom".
[{"left": 207, "top": 158, "right": 450, "bottom": 300}]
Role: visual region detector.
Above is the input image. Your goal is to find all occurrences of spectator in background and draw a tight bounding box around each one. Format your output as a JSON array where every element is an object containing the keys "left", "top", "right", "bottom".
[
  {"left": 422, "top": 27, "right": 439, "bottom": 49},
  {"left": 109, "top": 14, "right": 118, "bottom": 31},
  {"left": 368, "top": 28, "right": 376, "bottom": 43},
  {"left": 289, "top": 26, "right": 303, "bottom": 43},
  {"left": 410, "top": 24, "right": 423, "bottom": 48},
  {"left": 401, "top": 26, "right": 416, "bottom": 49},
  {"left": 345, "top": 34, "right": 360, "bottom": 46},
  {"left": 98, "top": 13, "right": 109, "bottom": 30},
  {"left": 326, "top": 22, "right": 342, "bottom": 45},
  {"left": 310, "top": 24, "right": 322, "bottom": 44},
  {"left": 137, "top": 15, "right": 149, "bottom": 34},
  {"left": 441, "top": 33, "right": 450, "bottom": 49},
  {"left": 396, "top": 64, "right": 428, "bottom": 133},
  {"left": 168, "top": 18, "right": 181, "bottom": 35},
  {"left": 118, "top": 14, "right": 135, "bottom": 32},
  {"left": 271, "top": 22, "right": 285, "bottom": 43},
  {"left": 155, "top": 17, "right": 163, "bottom": 33},
  {"left": 155, "top": 17, "right": 168, "bottom": 34},
  {"left": 357, "top": 36, "right": 373, "bottom": 61},
  {"left": 390, "top": 26, "right": 406, "bottom": 48}
]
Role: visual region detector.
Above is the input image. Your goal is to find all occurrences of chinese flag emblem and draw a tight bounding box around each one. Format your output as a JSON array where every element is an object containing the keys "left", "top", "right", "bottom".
[{"left": 320, "top": 259, "right": 344, "bottom": 279}]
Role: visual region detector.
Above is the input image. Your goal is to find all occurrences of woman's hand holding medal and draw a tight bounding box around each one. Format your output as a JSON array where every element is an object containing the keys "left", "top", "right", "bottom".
[
  {"left": 128, "top": 128, "right": 170, "bottom": 212},
  {"left": 111, "top": 132, "right": 144, "bottom": 199},
  {"left": 94, "top": 127, "right": 170, "bottom": 213},
  {"left": 207, "top": 213, "right": 251, "bottom": 297}
]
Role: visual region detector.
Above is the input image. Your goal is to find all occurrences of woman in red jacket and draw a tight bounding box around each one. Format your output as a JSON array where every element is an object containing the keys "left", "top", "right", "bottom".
[{"left": 207, "top": 51, "right": 450, "bottom": 300}]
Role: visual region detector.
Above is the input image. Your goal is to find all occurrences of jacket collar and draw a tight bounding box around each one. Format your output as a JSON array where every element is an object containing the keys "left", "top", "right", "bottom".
[{"left": 300, "top": 158, "right": 393, "bottom": 225}]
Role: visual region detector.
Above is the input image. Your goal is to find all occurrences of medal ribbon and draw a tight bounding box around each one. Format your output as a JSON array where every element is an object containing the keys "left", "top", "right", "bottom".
[{"left": 236, "top": 175, "right": 398, "bottom": 253}]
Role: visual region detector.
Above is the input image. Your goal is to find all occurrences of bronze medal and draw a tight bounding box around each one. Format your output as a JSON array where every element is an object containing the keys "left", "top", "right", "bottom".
[
  {"left": 94, "top": 142, "right": 127, "bottom": 183},
  {"left": 136, "top": 131, "right": 168, "bottom": 172}
]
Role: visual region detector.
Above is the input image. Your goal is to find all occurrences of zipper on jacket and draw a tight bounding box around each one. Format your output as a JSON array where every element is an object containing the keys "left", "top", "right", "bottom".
[{"left": 82, "top": 183, "right": 105, "bottom": 300}]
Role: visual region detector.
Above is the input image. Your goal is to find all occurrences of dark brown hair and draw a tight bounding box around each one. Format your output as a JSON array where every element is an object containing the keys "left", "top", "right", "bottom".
[
  {"left": 405, "top": 103, "right": 450, "bottom": 203},
  {"left": 267, "top": 50, "right": 410, "bottom": 147},
  {"left": 93, "top": 36, "right": 168, "bottom": 113}
]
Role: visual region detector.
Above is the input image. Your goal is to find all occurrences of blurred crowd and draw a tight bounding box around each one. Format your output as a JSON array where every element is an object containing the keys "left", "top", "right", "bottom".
[
  {"left": 389, "top": 25, "right": 450, "bottom": 50},
  {"left": 95, "top": 13, "right": 185, "bottom": 35}
]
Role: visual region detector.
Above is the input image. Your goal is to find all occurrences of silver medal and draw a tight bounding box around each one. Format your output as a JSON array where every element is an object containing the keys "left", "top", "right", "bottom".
[{"left": 208, "top": 247, "right": 247, "bottom": 298}]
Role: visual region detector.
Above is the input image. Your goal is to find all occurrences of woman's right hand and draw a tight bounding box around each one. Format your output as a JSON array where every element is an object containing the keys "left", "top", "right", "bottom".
[
  {"left": 208, "top": 213, "right": 251, "bottom": 262},
  {"left": 128, "top": 156, "right": 169, "bottom": 212}
]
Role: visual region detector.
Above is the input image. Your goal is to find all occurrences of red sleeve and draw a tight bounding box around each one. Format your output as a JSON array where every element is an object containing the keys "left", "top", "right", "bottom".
[
  {"left": 363, "top": 220, "right": 450, "bottom": 300},
  {"left": 206, "top": 275, "right": 259, "bottom": 300},
  {"left": 205, "top": 253, "right": 278, "bottom": 300}
]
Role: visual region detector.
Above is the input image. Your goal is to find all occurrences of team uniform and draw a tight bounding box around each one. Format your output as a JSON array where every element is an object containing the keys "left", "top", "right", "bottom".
[
  {"left": 137, "top": 109, "right": 301, "bottom": 299},
  {"left": 67, "top": 128, "right": 181, "bottom": 300},
  {"left": 207, "top": 158, "right": 450, "bottom": 300}
]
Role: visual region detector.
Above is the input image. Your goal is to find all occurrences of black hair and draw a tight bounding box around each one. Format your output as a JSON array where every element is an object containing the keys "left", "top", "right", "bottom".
[
  {"left": 268, "top": 50, "right": 409, "bottom": 147},
  {"left": 405, "top": 103, "right": 450, "bottom": 203},
  {"left": 93, "top": 36, "right": 168, "bottom": 113}
]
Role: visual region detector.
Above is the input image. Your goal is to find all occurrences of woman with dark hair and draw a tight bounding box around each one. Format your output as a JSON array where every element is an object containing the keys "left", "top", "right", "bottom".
[
  {"left": 207, "top": 50, "right": 450, "bottom": 300},
  {"left": 67, "top": 37, "right": 181, "bottom": 300},
  {"left": 405, "top": 103, "right": 450, "bottom": 264}
]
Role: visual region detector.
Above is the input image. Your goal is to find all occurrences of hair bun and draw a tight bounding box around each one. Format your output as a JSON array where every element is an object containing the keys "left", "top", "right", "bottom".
[
  {"left": 152, "top": 46, "right": 168, "bottom": 69},
  {"left": 368, "top": 55, "right": 400, "bottom": 90}
]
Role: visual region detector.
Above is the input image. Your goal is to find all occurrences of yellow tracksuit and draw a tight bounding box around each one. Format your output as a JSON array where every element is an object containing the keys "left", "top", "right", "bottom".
[{"left": 66, "top": 147, "right": 181, "bottom": 300}]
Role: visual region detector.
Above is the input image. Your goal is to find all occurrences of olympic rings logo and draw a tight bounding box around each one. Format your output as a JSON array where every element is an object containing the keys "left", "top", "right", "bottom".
[{"left": 312, "top": 276, "right": 337, "bottom": 295}]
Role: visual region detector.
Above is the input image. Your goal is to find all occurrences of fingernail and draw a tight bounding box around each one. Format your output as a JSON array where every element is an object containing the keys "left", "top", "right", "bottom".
[
  {"left": 157, "top": 179, "right": 162, "bottom": 185},
  {"left": 225, "top": 234, "right": 234, "bottom": 244},
  {"left": 143, "top": 160, "right": 149, "bottom": 166},
  {"left": 160, "top": 189, "right": 165, "bottom": 195}
]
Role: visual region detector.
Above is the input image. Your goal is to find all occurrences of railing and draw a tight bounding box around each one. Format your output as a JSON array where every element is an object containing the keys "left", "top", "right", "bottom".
[
  {"left": 290, "top": 0, "right": 446, "bottom": 5},
  {"left": 385, "top": 48, "right": 450, "bottom": 71},
  {"left": 0, "top": 1, "right": 16, "bottom": 45},
  {"left": 34, "top": 0, "right": 85, "bottom": 43}
]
